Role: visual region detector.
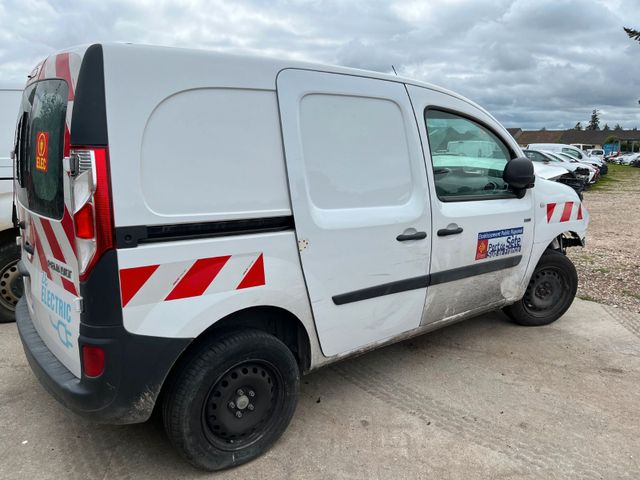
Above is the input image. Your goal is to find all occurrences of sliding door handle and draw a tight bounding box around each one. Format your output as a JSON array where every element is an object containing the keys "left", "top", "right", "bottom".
[
  {"left": 437, "top": 226, "right": 463, "bottom": 237},
  {"left": 396, "top": 231, "right": 427, "bottom": 242}
]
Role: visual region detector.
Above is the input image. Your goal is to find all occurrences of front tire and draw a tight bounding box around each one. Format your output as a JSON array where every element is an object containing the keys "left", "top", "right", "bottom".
[
  {"left": 504, "top": 250, "right": 578, "bottom": 326},
  {"left": 162, "top": 329, "right": 300, "bottom": 471}
]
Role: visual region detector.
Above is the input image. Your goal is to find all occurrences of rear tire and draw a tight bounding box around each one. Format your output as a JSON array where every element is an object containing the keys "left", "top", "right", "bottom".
[
  {"left": 504, "top": 250, "right": 578, "bottom": 326},
  {"left": 0, "top": 238, "right": 21, "bottom": 323},
  {"left": 162, "top": 329, "right": 299, "bottom": 471}
]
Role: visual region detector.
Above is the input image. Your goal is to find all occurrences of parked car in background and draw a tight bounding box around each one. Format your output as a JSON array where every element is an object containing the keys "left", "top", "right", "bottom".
[
  {"left": 0, "top": 88, "right": 22, "bottom": 323},
  {"left": 630, "top": 157, "right": 640, "bottom": 167},
  {"left": 605, "top": 151, "right": 621, "bottom": 162},
  {"left": 523, "top": 149, "right": 587, "bottom": 198},
  {"left": 544, "top": 151, "right": 599, "bottom": 184},
  {"left": 616, "top": 153, "right": 640, "bottom": 165},
  {"left": 587, "top": 149, "right": 604, "bottom": 162},
  {"left": 528, "top": 143, "right": 607, "bottom": 174}
]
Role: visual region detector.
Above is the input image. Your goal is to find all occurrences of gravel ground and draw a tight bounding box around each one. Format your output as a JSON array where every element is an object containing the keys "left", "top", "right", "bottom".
[{"left": 567, "top": 164, "right": 640, "bottom": 313}]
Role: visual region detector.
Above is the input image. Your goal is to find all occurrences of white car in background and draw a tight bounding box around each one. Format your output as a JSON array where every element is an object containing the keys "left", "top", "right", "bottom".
[
  {"left": 587, "top": 149, "right": 604, "bottom": 161},
  {"left": 617, "top": 153, "right": 640, "bottom": 165},
  {"left": 528, "top": 143, "right": 605, "bottom": 169},
  {"left": 0, "top": 88, "right": 22, "bottom": 322},
  {"left": 544, "top": 151, "right": 598, "bottom": 183}
]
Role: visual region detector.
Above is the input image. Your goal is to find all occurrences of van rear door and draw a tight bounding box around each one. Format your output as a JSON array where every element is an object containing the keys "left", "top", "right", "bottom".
[
  {"left": 277, "top": 70, "right": 432, "bottom": 357},
  {"left": 15, "top": 54, "right": 83, "bottom": 377}
]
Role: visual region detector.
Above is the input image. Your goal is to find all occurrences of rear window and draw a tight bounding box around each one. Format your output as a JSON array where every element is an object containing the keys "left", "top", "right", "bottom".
[{"left": 16, "top": 79, "right": 68, "bottom": 220}]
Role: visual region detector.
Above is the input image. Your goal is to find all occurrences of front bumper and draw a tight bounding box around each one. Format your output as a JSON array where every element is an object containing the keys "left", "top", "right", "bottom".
[{"left": 16, "top": 298, "right": 190, "bottom": 424}]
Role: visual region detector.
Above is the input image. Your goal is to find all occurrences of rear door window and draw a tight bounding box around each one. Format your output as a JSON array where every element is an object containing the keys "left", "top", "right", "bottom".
[{"left": 16, "top": 79, "right": 68, "bottom": 220}]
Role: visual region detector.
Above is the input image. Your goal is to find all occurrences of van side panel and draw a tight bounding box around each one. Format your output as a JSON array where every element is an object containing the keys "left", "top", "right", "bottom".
[
  {"left": 116, "top": 231, "right": 314, "bottom": 340},
  {"left": 102, "top": 44, "right": 292, "bottom": 227},
  {"left": 140, "top": 89, "right": 290, "bottom": 218}
]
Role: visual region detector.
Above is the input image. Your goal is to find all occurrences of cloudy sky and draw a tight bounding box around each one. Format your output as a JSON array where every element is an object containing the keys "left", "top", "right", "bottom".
[{"left": 1, "top": 0, "right": 639, "bottom": 129}]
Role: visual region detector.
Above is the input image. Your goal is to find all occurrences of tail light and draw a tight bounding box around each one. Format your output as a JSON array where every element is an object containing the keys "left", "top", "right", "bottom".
[
  {"left": 82, "top": 345, "right": 105, "bottom": 377},
  {"left": 70, "top": 147, "right": 114, "bottom": 281}
]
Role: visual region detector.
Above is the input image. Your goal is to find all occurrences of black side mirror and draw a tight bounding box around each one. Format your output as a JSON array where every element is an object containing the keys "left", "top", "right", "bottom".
[{"left": 503, "top": 157, "right": 535, "bottom": 193}]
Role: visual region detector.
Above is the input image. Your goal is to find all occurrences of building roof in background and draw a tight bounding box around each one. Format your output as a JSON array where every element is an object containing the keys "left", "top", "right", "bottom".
[{"left": 507, "top": 128, "right": 640, "bottom": 145}]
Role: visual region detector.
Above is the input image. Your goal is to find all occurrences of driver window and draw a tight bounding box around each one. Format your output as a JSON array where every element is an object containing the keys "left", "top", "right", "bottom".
[{"left": 425, "top": 110, "right": 514, "bottom": 201}]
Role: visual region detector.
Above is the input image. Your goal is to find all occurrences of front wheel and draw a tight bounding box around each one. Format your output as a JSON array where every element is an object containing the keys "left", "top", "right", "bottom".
[
  {"left": 162, "top": 329, "right": 300, "bottom": 471},
  {"left": 504, "top": 250, "right": 578, "bottom": 326}
]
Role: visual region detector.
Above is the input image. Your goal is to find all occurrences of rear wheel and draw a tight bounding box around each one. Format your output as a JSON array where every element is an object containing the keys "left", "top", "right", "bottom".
[
  {"left": 504, "top": 250, "right": 578, "bottom": 326},
  {"left": 163, "top": 329, "right": 299, "bottom": 471},
  {"left": 0, "top": 238, "right": 22, "bottom": 323}
]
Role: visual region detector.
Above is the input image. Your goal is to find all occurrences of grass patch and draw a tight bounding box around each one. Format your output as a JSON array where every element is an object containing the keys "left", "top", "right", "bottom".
[{"left": 588, "top": 163, "right": 640, "bottom": 192}]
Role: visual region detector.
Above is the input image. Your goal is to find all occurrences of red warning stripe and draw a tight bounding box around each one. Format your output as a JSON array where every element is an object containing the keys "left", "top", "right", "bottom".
[
  {"left": 165, "top": 256, "right": 231, "bottom": 301},
  {"left": 236, "top": 254, "right": 265, "bottom": 290},
  {"left": 560, "top": 202, "right": 574, "bottom": 223},
  {"left": 61, "top": 208, "right": 77, "bottom": 255},
  {"left": 40, "top": 218, "right": 77, "bottom": 295},
  {"left": 546, "top": 203, "right": 556, "bottom": 223},
  {"left": 55, "top": 53, "right": 75, "bottom": 101},
  {"left": 120, "top": 265, "right": 160, "bottom": 307},
  {"left": 577, "top": 204, "right": 583, "bottom": 220},
  {"left": 33, "top": 228, "right": 52, "bottom": 280}
]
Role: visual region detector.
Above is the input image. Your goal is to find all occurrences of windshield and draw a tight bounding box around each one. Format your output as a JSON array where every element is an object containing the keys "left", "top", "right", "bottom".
[{"left": 15, "top": 79, "right": 68, "bottom": 220}]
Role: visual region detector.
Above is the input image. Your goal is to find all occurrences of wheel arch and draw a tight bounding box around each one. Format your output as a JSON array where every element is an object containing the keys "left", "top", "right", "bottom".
[{"left": 160, "top": 305, "right": 312, "bottom": 403}]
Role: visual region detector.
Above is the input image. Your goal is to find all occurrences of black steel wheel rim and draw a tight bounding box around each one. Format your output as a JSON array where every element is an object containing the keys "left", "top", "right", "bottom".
[
  {"left": 202, "top": 360, "right": 283, "bottom": 451},
  {"left": 0, "top": 260, "right": 22, "bottom": 311},
  {"left": 522, "top": 266, "right": 568, "bottom": 318}
]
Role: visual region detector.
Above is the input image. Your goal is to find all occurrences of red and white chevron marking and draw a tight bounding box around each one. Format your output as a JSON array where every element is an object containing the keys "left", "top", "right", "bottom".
[
  {"left": 27, "top": 210, "right": 78, "bottom": 295},
  {"left": 119, "top": 253, "right": 265, "bottom": 308},
  {"left": 546, "top": 201, "right": 584, "bottom": 224}
]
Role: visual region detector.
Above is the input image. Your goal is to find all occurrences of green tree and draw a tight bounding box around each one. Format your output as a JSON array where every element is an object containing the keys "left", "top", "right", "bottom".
[
  {"left": 614, "top": 123, "right": 622, "bottom": 130},
  {"left": 574, "top": 122, "right": 583, "bottom": 130},
  {"left": 602, "top": 123, "right": 610, "bottom": 131},
  {"left": 624, "top": 27, "right": 640, "bottom": 42},
  {"left": 586, "top": 109, "right": 600, "bottom": 130}
]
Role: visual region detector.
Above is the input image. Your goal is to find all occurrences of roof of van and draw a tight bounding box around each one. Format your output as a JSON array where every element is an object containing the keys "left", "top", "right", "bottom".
[{"left": 57, "top": 42, "right": 498, "bottom": 125}]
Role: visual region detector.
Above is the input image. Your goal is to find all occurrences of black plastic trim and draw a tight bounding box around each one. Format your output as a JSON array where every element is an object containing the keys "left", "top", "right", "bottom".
[
  {"left": 16, "top": 298, "right": 190, "bottom": 424},
  {"left": 80, "top": 249, "right": 123, "bottom": 327},
  {"left": 115, "top": 216, "right": 295, "bottom": 248},
  {"left": 332, "top": 275, "right": 431, "bottom": 305},
  {"left": 332, "top": 255, "right": 522, "bottom": 305},
  {"left": 70, "top": 44, "right": 108, "bottom": 146},
  {"left": 430, "top": 255, "right": 521, "bottom": 285}
]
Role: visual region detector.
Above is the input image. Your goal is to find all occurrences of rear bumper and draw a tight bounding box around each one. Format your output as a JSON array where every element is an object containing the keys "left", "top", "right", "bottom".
[{"left": 16, "top": 297, "right": 190, "bottom": 424}]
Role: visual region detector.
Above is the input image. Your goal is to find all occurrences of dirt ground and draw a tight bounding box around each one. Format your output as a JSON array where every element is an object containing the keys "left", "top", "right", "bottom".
[{"left": 567, "top": 164, "right": 640, "bottom": 313}]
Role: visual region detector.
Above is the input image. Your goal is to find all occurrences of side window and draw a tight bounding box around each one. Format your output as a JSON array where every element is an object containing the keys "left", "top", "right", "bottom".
[
  {"left": 562, "top": 148, "right": 582, "bottom": 160},
  {"left": 425, "top": 109, "right": 514, "bottom": 201}
]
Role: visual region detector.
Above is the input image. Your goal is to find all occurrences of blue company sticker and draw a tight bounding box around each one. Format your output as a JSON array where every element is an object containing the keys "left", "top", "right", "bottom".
[
  {"left": 40, "top": 275, "right": 73, "bottom": 349},
  {"left": 475, "top": 227, "right": 523, "bottom": 260}
]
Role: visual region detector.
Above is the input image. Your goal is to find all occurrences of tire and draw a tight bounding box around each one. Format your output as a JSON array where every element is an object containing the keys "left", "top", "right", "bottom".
[
  {"left": 162, "top": 329, "right": 300, "bottom": 471},
  {"left": 504, "top": 249, "right": 578, "bottom": 326},
  {"left": 0, "top": 238, "right": 21, "bottom": 323}
]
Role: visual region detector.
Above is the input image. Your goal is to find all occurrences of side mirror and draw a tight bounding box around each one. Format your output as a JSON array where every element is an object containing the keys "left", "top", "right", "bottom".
[{"left": 503, "top": 157, "right": 535, "bottom": 192}]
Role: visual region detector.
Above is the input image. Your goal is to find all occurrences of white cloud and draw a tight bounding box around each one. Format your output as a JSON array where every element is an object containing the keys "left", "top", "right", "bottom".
[{"left": 0, "top": 0, "right": 639, "bottom": 128}]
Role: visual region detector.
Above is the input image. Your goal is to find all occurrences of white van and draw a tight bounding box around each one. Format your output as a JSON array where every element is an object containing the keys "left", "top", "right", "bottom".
[
  {"left": 0, "top": 88, "right": 23, "bottom": 322},
  {"left": 14, "top": 44, "right": 589, "bottom": 471}
]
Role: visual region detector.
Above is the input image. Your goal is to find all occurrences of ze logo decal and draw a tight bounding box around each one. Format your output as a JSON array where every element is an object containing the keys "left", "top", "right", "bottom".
[
  {"left": 35, "top": 131, "right": 49, "bottom": 172},
  {"left": 476, "top": 227, "right": 523, "bottom": 260},
  {"left": 41, "top": 275, "right": 73, "bottom": 349}
]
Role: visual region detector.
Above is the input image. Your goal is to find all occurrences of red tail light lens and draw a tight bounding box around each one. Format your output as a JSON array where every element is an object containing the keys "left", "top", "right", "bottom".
[
  {"left": 82, "top": 345, "right": 105, "bottom": 377},
  {"left": 74, "top": 203, "right": 94, "bottom": 239},
  {"left": 70, "top": 147, "right": 114, "bottom": 281}
]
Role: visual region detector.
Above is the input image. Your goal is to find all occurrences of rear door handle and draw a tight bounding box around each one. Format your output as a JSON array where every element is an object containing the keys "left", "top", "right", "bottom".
[
  {"left": 437, "top": 227, "right": 463, "bottom": 237},
  {"left": 23, "top": 241, "right": 34, "bottom": 255},
  {"left": 396, "top": 231, "right": 427, "bottom": 242}
]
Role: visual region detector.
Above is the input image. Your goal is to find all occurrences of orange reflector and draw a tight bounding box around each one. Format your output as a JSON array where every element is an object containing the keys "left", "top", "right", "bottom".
[
  {"left": 82, "top": 345, "right": 105, "bottom": 377},
  {"left": 74, "top": 203, "right": 95, "bottom": 239}
]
